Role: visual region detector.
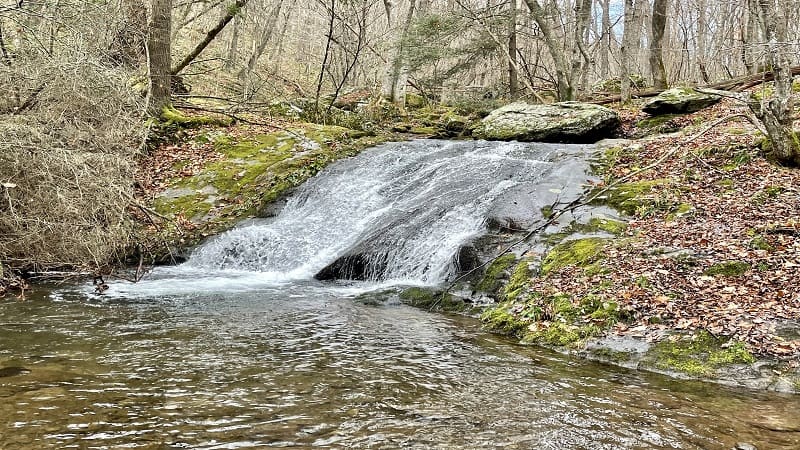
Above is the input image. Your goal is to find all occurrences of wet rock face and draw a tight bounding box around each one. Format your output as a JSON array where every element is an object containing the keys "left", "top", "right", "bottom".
[
  {"left": 642, "top": 88, "right": 721, "bottom": 115},
  {"left": 474, "top": 101, "right": 620, "bottom": 144}
]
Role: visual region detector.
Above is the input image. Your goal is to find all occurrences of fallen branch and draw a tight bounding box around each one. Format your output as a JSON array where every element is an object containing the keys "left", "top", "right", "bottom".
[{"left": 592, "top": 65, "right": 800, "bottom": 105}]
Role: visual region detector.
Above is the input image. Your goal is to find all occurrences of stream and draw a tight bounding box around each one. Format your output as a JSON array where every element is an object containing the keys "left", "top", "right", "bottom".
[
  {"left": 1, "top": 283, "right": 799, "bottom": 449},
  {"left": 1, "top": 140, "right": 799, "bottom": 448}
]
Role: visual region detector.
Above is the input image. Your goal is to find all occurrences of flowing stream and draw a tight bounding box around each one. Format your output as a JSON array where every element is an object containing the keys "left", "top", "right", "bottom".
[{"left": 1, "top": 140, "right": 799, "bottom": 449}]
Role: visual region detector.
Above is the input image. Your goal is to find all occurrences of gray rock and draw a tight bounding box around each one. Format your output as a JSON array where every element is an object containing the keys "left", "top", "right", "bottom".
[
  {"left": 733, "top": 443, "right": 757, "bottom": 450},
  {"left": 474, "top": 101, "right": 620, "bottom": 143},
  {"left": 642, "top": 88, "right": 721, "bottom": 115}
]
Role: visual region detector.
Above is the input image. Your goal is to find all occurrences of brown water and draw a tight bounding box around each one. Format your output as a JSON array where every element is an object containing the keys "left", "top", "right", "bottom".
[{"left": 1, "top": 280, "right": 799, "bottom": 449}]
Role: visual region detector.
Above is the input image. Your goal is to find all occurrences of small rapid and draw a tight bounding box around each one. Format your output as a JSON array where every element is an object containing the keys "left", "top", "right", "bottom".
[{"left": 184, "top": 139, "right": 593, "bottom": 285}]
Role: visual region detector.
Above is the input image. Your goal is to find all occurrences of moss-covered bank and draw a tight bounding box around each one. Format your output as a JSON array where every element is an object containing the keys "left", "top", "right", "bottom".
[
  {"left": 474, "top": 137, "right": 800, "bottom": 393},
  {"left": 137, "top": 120, "right": 401, "bottom": 262}
]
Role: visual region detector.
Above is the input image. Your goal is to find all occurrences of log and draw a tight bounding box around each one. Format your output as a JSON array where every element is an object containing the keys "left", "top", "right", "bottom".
[{"left": 591, "top": 65, "right": 800, "bottom": 105}]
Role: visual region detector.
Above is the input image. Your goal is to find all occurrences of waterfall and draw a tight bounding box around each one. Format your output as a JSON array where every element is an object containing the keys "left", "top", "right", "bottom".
[{"left": 185, "top": 139, "right": 593, "bottom": 285}]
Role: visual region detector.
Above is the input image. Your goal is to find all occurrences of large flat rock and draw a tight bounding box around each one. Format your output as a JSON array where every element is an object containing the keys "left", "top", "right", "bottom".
[
  {"left": 642, "top": 88, "right": 720, "bottom": 115},
  {"left": 473, "top": 101, "right": 620, "bottom": 144}
]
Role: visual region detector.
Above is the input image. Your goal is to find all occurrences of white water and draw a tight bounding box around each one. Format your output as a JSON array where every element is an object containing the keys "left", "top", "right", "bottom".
[
  {"left": 188, "top": 140, "right": 591, "bottom": 283},
  {"left": 110, "top": 140, "right": 593, "bottom": 296}
]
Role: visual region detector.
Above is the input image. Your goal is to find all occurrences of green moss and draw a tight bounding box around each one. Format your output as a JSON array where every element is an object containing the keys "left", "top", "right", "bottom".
[
  {"left": 476, "top": 253, "right": 517, "bottom": 293},
  {"left": 503, "top": 260, "right": 532, "bottom": 302},
  {"left": 523, "top": 322, "right": 582, "bottom": 347},
  {"left": 160, "top": 105, "right": 231, "bottom": 128},
  {"left": 647, "top": 332, "right": 755, "bottom": 377},
  {"left": 704, "top": 261, "right": 751, "bottom": 277},
  {"left": 541, "top": 238, "right": 607, "bottom": 274},
  {"left": 590, "top": 347, "right": 633, "bottom": 363},
  {"left": 583, "top": 217, "right": 628, "bottom": 235},
  {"left": 666, "top": 203, "right": 694, "bottom": 221},
  {"left": 750, "top": 234, "right": 774, "bottom": 251},
  {"left": 405, "top": 93, "right": 426, "bottom": 108},
  {"left": 399, "top": 287, "right": 466, "bottom": 312},
  {"left": 636, "top": 114, "right": 682, "bottom": 130},
  {"left": 409, "top": 126, "right": 437, "bottom": 135},
  {"left": 592, "top": 180, "right": 668, "bottom": 215},
  {"left": 145, "top": 124, "right": 401, "bottom": 259},
  {"left": 481, "top": 302, "right": 529, "bottom": 336}
]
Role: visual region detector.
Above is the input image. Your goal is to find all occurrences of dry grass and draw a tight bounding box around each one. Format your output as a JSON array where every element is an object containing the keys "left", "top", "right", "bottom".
[{"left": 0, "top": 60, "right": 145, "bottom": 273}]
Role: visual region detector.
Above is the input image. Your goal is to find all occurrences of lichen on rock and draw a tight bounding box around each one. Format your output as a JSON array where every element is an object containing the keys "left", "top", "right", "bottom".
[
  {"left": 642, "top": 88, "right": 720, "bottom": 115},
  {"left": 473, "top": 101, "right": 620, "bottom": 143}
]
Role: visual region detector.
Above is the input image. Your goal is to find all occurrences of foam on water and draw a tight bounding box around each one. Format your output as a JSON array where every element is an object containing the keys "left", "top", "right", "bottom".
[{"left": 110, "top": 139, "right": 592, "bottom": 295}]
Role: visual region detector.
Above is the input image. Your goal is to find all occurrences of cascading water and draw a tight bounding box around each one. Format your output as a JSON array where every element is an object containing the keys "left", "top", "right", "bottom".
[{"left": 184, "top": 139, "right": 594, "bottom": 286}]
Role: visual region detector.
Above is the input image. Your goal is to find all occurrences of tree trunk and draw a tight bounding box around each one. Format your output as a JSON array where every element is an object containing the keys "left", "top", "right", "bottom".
[
  {"left": 508, "top": 0, "right": 518, "bottom": 99},
  {"left": 619, "top": 0, "right": 636, "bottom": 102},
  {"left": 523, "top": 0, "right": 573, "bottom": 100},
  {"left": 147, "top": 0, "right": 172, "bottom": 115},
  {"left": 239, "top": 0, "right": 284, "bottom": 79},
  {"left": 171, "top": 0, "right": 248, "bottom": 75},
  {"left": 750, "top": 0, "right": 799, "bottom": 166},
  {"left": 381, "top": 0, "right": 417, "bottom": 107},
  {"left": 224, "top": 13, "right": 240, "bottom": 70},
  {"left": 696, "top": 0, "right": 709, "bottom": 83},
  {"left": 649, "top": 0, "right": 668, "bottom": 89},
  {"left": 599, "top": 0, "right": 611, "bottom": 79},
  {"left": 741, "top": 0, "right": 760, "bottom": 74},
  {"left": 569, "top": 0, "right": 592, "bottom": 98}
]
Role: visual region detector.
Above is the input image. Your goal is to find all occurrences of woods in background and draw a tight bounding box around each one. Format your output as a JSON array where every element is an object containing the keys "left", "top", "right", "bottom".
[{"left": 0, "top": 0, "right": 798, "bottom": 276}]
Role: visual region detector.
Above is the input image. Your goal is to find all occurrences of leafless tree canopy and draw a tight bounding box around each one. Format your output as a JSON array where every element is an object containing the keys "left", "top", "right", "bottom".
[{"left": 1, "top": 0, "right": 799, "bottom": 271}]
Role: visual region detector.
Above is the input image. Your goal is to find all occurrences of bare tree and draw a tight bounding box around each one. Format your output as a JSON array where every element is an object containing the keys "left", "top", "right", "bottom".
[
  {"left": 750, "top": 0, "right": 799, "bottom": 165},
  {"left": 649, "top": 0, "right": 668, "bottom": 89},
  {"left": 147, "top": 0, "right": 172, "bottom": 114}
]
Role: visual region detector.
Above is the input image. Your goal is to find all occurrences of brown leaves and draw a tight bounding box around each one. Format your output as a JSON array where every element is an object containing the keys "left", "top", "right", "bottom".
[{"left": 533, "top": 98, "right": 800, "bottom": 358}]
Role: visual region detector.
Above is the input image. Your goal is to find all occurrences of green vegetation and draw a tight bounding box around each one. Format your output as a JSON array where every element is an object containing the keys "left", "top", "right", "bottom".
[
  {"left": 646, "top": 332, "right": 755, "bottom": 377},
  {"left": 145, "top": 124, "right": 398, "bottom": 258},
  {"left": 482, "top": 291, "right": 626, "bottom": 349},
  {"left": 399, "top": 287, "right": 467, "bottom": 312},
  {"left": 703, "top": 261, "right": 751, "bottom": 277},
  {"left": 476, "top": 253, "right": 517, "bottom": 293},
  {"left": 592, "top": 180, "right": 668, "bottom": 215},
  {"left": 541, "top": 238, "right": 607, "bottom": 274},
  {"left": 503, "top": 260, "right": 532, "bottom": 302}
]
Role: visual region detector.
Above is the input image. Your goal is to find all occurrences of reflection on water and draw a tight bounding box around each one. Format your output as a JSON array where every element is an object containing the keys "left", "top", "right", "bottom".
[{"left": 1, "top": 282, "right": 799, "bottom": 449}]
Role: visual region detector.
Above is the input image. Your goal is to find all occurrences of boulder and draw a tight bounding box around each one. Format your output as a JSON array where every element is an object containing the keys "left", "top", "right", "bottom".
[
  {"left": 643, "top": 88, "right": 720, "bottom": 115},
  {"left": 473, "top": 101, "right": 620, "bottom": 144}
]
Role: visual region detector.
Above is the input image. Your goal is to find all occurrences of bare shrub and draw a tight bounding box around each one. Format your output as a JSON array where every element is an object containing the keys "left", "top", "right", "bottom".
[{"left": 0, "top": 6, "right": 146, "bottom": 271}]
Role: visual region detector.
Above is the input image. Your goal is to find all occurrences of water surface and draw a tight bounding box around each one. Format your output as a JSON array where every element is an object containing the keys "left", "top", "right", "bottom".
[{"left": 1, "top": 281, "right": 798, "bottom": 449}]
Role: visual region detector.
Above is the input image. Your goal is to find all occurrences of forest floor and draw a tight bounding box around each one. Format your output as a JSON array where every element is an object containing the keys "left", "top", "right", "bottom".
[
  {"left": 599, "top": 101, "right": 800, "bottom": 358},
  {"left": 480, "top": 96, "right": 799, "bottom": 391},
  {"left": 3, "top": 94, "right": 798, "bottom": 383}
]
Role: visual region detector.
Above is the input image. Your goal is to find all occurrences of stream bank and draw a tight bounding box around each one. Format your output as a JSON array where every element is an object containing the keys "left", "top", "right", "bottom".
[{"left": 465, "top": 100, "right": 800, "bottom": 393}]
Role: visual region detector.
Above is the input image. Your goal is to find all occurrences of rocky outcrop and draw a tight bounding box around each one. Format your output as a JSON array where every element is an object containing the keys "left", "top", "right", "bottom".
[
  {"left": 642, "top": 88, "right": 721, "bottom": 115},
  {"left": 473, "top": 101, "right": 620, "bottom": 143}
]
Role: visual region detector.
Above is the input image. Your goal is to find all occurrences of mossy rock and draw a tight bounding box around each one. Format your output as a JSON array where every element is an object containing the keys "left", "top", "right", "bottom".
[
  {"left": 634, "top": 114, "right": 684, "bottom": 136},
  {"left": 644, "top": 331, "right": 755, "bottom": 377},
  {"left": 160, "top": 105, "right": 232, "bottom": 128},
  {"left": 592, "top": 179, "right": 668, "bottom": 216},
  {"left": 480, "top": 302, "right": 529, "bottom": 336},
  {"left": 582, "top": 217, "right": 628, "bottom": 235},
  {"left": 474, "top": 101, "right": 620, "bottom": 144},
  {"left": 541, "top": 238, "right": 608, "bottom": 274},
  {"left": 704, "top": 261, "right": 751, "bottom": 277},
  {"left": 503, "top": 260, "right": 533, "bottom": 302},
  {"left": 145, "top": 124, "right": 399, "bottom": 260},
  {"left": 476, "top": 253, "right": 517, "bottom": 293},
  {"left": 399, "top": 287, "right": 466, "bottom": 312},
  {"left": 642, "top": 88, "right": 721, "bottom": 115}
]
